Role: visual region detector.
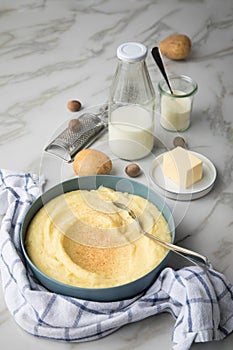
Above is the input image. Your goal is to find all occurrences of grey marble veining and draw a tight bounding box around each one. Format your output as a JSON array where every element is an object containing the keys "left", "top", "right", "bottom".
[{"left": 0, "top": 0, "right": 233, "bottom": 349}]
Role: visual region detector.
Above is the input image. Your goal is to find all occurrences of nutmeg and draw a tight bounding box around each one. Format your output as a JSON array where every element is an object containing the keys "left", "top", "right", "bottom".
[
  {"left": 125, "top": 163, "right": 141, "bottom": 178},
  {"left": 68, "top": 118, "right": 81, "bottom": 133},
  {"left": 173, "top": 136, "right": 186, "bottom": 148},
  {"left": 67, "top": 100, "right": 82, "bottom": 112}
]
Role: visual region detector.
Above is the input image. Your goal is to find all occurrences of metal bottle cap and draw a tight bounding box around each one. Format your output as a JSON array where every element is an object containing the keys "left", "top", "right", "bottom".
[{"left": 117, "top": 42, "right": 147, "bottom": 62}]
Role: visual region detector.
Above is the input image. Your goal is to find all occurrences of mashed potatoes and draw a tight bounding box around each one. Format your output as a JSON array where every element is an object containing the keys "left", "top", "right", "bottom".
[{"left": 25, "top": 186, "right": 171, "bottom": 288}]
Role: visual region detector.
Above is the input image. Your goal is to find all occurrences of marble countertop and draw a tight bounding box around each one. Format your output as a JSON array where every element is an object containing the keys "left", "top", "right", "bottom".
[{"left": 0, "top": 0, "right": 233, "bottom": 349}]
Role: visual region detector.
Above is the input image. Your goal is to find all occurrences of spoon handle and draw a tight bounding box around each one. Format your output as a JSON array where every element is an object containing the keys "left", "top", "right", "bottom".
[
  {"left": 151, "top": 47, "right": 173, "bottom": 95},
  {"left": 113, "top": 201, "right": 210, "bottom": 270},
  {"left": 144, "top": 230, "right": 210, "bottom": 269}
]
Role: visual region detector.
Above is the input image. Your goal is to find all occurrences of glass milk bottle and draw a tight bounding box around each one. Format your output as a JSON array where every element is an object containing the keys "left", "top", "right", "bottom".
[{"left": 108, "top": 42, "right": 155, "bottom": 160}]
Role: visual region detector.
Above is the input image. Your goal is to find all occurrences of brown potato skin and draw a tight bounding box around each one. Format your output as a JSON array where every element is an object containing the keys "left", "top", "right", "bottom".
[
  {"left": 159, "top": 34, "right": 191, "bottom": 60},
  {"left": 73, "top": 149, "right": 112, "bottom": 176}
]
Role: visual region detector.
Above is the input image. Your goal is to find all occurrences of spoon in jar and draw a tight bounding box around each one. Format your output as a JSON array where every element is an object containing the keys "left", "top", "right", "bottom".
[
  {"left": 113, "top": 201, "right": 210, "bottom": 270},
  {"left": 151, "top": 46, "right": 174, "bottom": 95}
]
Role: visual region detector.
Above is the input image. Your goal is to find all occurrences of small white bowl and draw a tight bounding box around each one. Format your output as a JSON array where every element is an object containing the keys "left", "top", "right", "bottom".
[{"left": 149, "top": 151, "right": 217, "bottom": 201}]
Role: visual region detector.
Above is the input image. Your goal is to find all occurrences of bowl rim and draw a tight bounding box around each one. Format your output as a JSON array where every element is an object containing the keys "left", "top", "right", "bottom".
[{"left": 20, "top": 175, "right": 175, "bottom": 294}]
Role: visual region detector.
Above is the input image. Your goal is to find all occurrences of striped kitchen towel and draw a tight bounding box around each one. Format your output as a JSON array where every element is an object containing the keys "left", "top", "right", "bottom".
[{"left": 0, "top": 169, "right": 233, "bottom": 350}]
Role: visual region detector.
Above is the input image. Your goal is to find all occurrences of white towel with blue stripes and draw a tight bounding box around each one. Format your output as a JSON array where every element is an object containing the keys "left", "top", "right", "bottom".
[{"left": 0, "top": 169, "right": 233, "bottom": 350}]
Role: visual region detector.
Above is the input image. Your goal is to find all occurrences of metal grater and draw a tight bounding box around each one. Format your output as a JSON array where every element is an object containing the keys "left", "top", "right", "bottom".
[{"left": 44, "top": 105, "right": 108, "bottom": 162}]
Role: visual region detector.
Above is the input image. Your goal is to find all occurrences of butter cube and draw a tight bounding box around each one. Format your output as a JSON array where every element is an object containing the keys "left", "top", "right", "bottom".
[{"left": 163, "top": 147, "right": 203, "bottom": 188}]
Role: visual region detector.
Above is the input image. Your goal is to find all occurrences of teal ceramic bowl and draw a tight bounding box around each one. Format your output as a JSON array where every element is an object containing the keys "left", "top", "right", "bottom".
[{"left": 20, "top": 175, "right": 175, "bottom": 301}]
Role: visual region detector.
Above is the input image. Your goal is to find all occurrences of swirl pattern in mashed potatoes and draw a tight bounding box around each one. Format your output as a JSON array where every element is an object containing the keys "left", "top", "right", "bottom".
[{"left": 25, "top": 186, "right": 171, "bottom": 288}]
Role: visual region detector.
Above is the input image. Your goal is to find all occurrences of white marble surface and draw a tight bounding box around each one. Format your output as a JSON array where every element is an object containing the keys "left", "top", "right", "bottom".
[{"left": 0, "top": 0, "right": 233, "bottom": 349}]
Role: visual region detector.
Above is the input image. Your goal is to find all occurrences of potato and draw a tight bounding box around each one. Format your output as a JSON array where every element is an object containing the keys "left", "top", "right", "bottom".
[
  {"left": 159, "top": 34, "right": 191, "bottom": 60},
  {"left": 73, "top": 149, "right": 112, "bottom": 176}
]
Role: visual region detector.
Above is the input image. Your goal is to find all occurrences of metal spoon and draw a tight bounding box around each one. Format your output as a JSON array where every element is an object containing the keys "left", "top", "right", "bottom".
[
  {"left": 113, "top": 201, "right": 210, "bottom": 270},
  {"left": 151, "top": 46, "right": 174, "bottom": 95}
]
